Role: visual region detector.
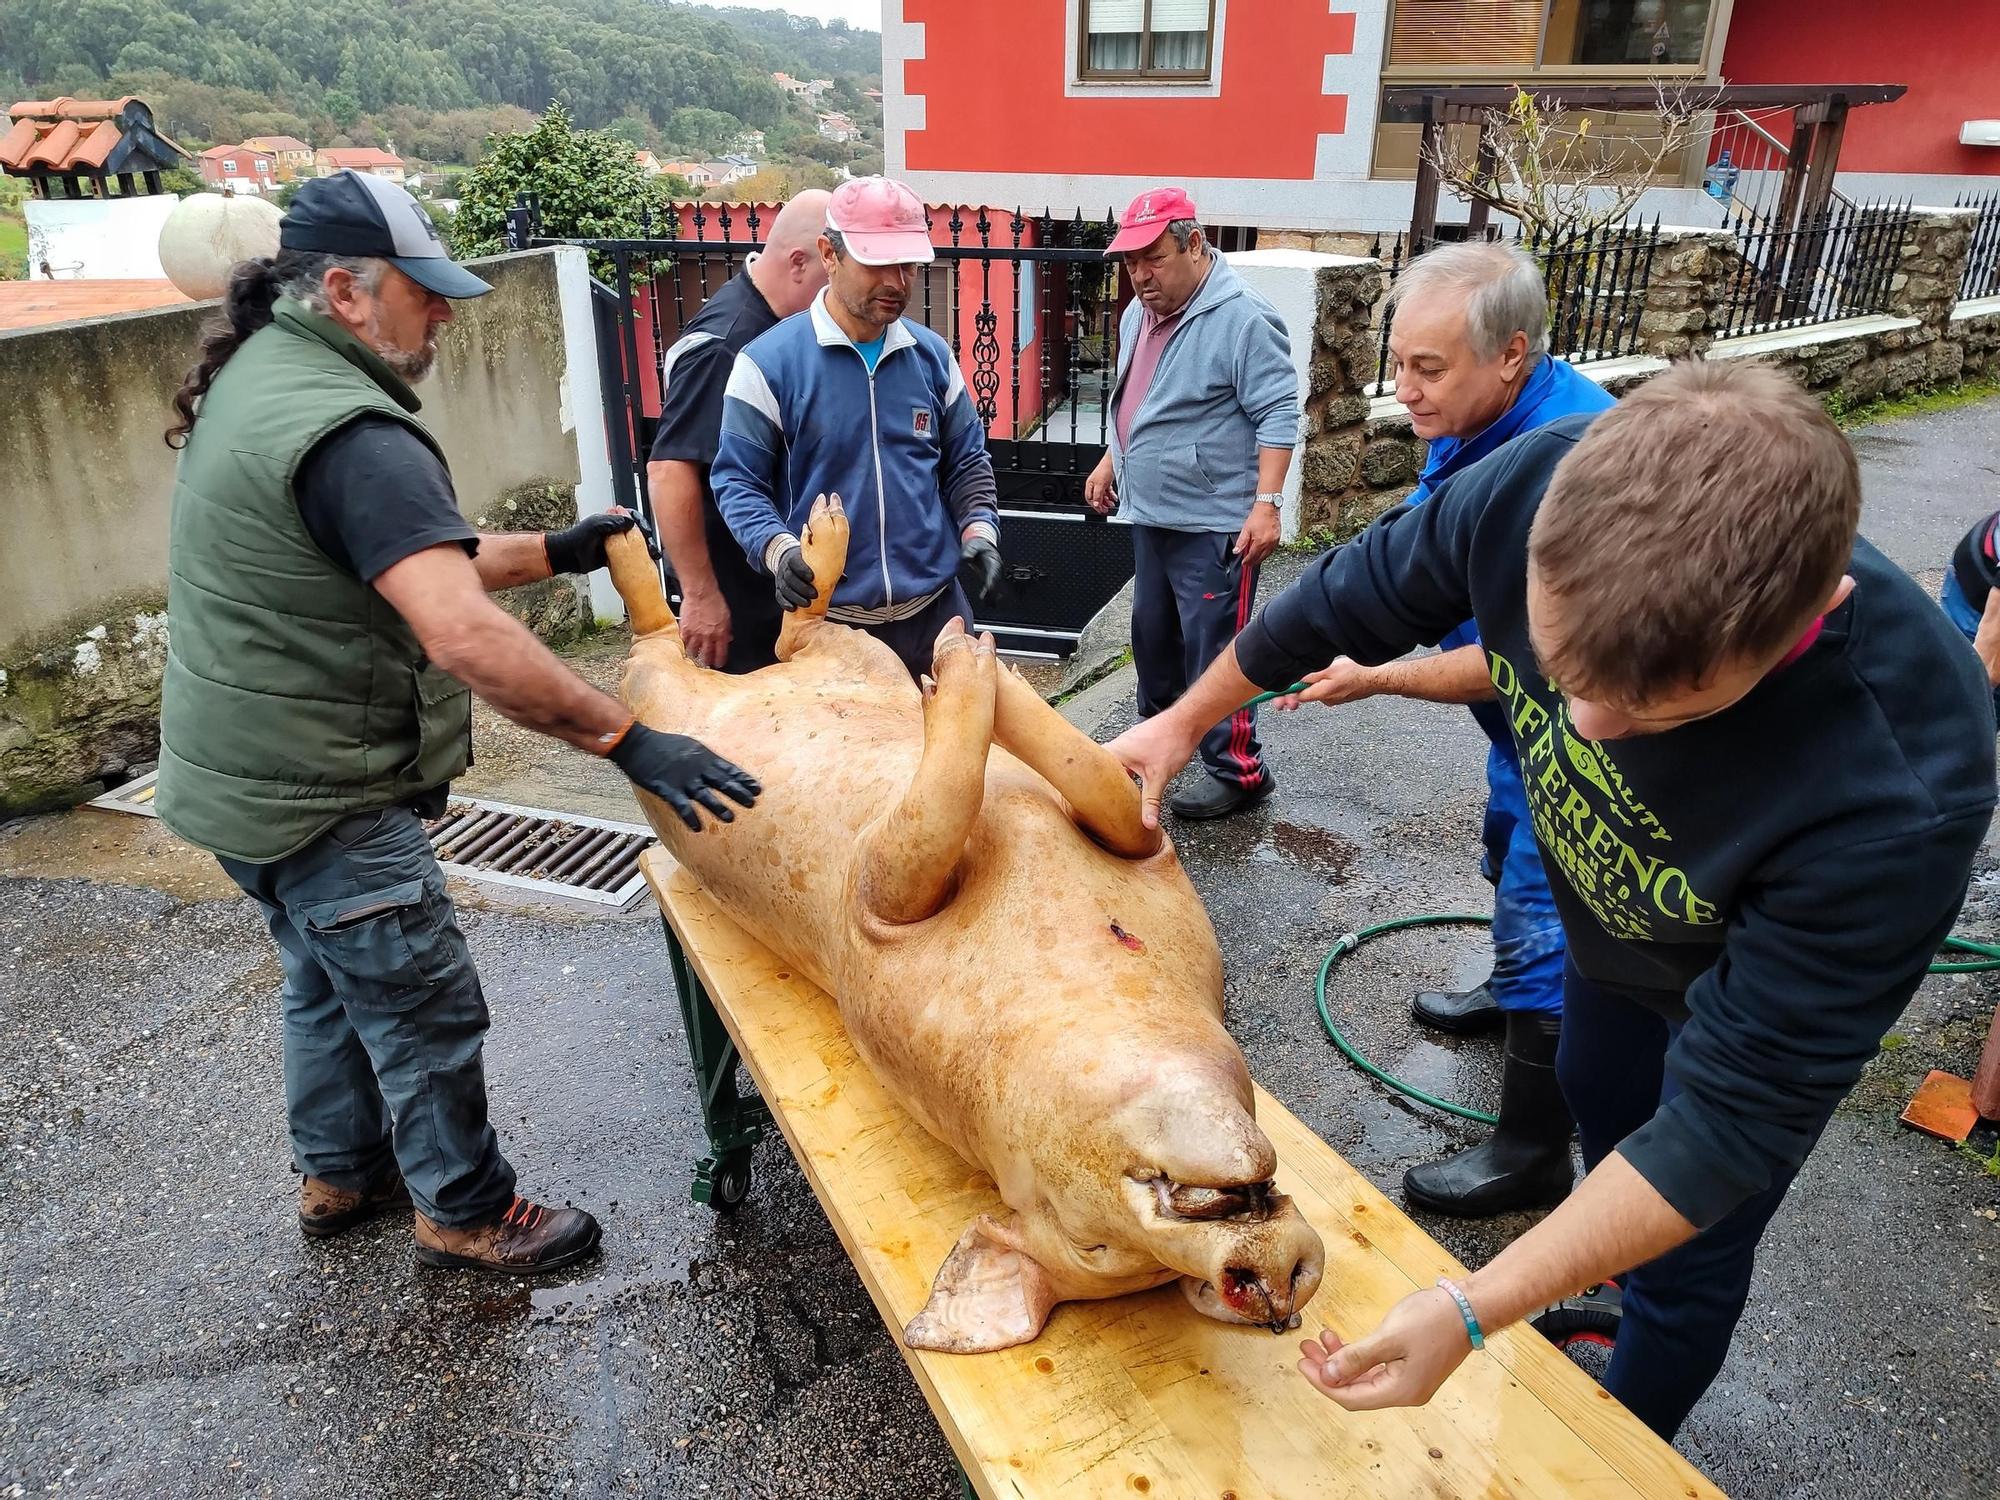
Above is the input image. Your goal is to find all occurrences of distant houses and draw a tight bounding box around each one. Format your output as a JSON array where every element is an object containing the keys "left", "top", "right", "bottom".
[{"left": 315, "top": 146, "right": 406, "bottom": 184}]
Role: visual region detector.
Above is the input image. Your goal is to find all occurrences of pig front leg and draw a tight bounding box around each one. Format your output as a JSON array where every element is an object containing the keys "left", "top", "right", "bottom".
[{"left": 854, "top": 619, "right": 996, "bottom": 925}]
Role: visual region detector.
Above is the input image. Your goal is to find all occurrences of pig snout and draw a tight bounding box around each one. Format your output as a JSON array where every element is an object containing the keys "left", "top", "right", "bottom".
[{"left": 1130, "top": 1176, "right": 1326, "bottom": 1333}]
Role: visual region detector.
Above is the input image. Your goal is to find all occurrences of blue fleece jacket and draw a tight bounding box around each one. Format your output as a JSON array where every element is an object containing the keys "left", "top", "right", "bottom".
[
  {"left": 712, "top": 292, "right": 1000, "bottom": 623},
  {"left": 1109, "top": 254, "right": 1301, "bottom": 533},
  {"left": 1416, "top": 354, "right": 1616, "bottom": 749}
]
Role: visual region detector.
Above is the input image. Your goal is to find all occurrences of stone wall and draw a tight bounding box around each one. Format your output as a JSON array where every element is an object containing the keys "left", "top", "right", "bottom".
[
  {"left": 0, "top": 246, "right": 604, "bottom": 814},
  {"left": 1295, "top": 257, "right": 1390, "bottom": 540},
  {"left": 1295, "top": 205, "right": 1996, "bottom": 543},
  {"left": 1955, "top": 302, "right": 2000, "bottom": 383}
]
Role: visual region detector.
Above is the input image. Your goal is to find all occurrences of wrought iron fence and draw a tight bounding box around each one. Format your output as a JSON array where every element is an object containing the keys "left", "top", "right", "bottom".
[
  {"left": 1710, "top": 197, "right": 1911, "bottom": 340},
  {"left": 506, "top": 194, "right": 1133, "bottom": 510},
  {"left": 504, "top": 194, "right": 1152, "bottom": 656},
  {"left": 1369, "top": 218, "right": 1664, "bottom": 395},
  {"left": 1959, "top": 189, "right": 2000, "bottom": 302}
]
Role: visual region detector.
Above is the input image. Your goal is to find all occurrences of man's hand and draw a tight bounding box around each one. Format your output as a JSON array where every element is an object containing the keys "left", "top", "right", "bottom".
[
  {"left": 678, "top": 583, "right": 733, "bottom": 670},
  {"left": 1296, "top": 1287, "right": 1474, "bottom": 1412},
  {"left": 1103, "top": 712, "right": 1204, "bottom": 831},
  {"left": 960, "top": 535, "right": 1003, "bottom": 600},
  {"left": 544, "top": 507, "right": 658, "bottom": 576},
  {"left": 1975, "top": 588, "right": 2000, "bottom": 688},
  {"left": 1273, "top": 656, "right": 1380, "bottom": 711},
  {"left": 773, "top": 542, "right": 817, "bottom": 611},
  {"left": 1084, "top": 452, "right": 1118, "bottom": 515},
  {"left": 1233, "top": 500, "right": 1280, "bottom": 567},
  {"left": 606, "top": 722, "right": 762, "bottom": 832}
]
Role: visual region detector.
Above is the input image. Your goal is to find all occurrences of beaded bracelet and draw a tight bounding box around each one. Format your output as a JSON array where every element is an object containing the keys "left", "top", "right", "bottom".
[{"left": 1436, "top": 1276, "right": 1485, "bottom": 1350}]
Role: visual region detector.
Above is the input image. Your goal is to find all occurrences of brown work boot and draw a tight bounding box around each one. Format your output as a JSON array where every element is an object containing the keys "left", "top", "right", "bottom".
[
  {"left": 298, "top": 1169, "right": 412, "bottom": 1239},
  {"left": 412, "top": 1194, "right": 602, "bottom": 1273}
]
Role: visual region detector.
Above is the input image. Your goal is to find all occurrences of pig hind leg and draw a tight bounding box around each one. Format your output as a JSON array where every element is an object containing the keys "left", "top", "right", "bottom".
[
  {"left": 993, "top": 663, "right": 1162, "bottom": 859},
  {"left": 854, "top": 619, "right": 995, "bottom": 925}
]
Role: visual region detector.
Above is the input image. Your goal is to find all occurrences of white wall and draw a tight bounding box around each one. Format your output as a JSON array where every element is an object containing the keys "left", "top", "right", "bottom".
[
  {"left": 1224, "top": 248, "right": 1360, "bottom": 542},
  {"left": 23, "top": 195, "right": 180, "bottom": 280}
]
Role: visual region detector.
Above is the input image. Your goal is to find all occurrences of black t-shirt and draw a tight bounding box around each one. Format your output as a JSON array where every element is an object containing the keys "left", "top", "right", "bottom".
[
  {"left": 295, "top": 416, "right": 478, "bottom": 581},
  {"left": 1237, "top": 415, "right": 1997, "bottom": 1232},
  {"left": 648, "top": 267, "right": 784, "bottom": 671}
]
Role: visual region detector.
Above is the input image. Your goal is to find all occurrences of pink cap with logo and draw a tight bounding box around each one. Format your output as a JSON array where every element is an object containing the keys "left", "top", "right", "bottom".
[
  {"left": 1106, "top": 186, "right": 1199, "bottom": 256},
  {"left": 825, "top": 176, "right": 936, "bottom": 266}
]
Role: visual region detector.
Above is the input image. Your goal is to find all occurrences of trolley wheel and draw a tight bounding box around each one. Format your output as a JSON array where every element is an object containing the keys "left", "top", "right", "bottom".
[{"left": 708, "top": 1152, "right": 753, "bottom": 1212}]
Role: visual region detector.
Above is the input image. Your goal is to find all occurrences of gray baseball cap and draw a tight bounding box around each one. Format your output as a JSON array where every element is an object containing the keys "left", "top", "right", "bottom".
[{"left": 280, "top": 169, "right": 491, "bottom": 299}]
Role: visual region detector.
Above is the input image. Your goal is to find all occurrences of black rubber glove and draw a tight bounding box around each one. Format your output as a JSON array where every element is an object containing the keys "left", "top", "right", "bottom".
[
  {"left": 959, "top": 535, "right": 1003, "bottom": 601},
  {"left": 773, "top": 541, "right": 817, "bottom": 611},
  {"left": 607, "top": 722, "right": 761, "bottom": 832},
  {"left": 545, "top": 509, "right": 659, "bottom": 576}
]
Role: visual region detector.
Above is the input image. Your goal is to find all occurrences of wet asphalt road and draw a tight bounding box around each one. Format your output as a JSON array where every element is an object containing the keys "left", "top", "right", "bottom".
[{"left": 4, "top": 399, "right": 2000, "bottom": 1498}]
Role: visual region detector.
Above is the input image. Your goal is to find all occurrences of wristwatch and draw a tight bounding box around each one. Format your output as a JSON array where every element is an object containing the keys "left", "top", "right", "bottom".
[{"left": 1254, "top": 492, "right": 1283, "bottom": 508}]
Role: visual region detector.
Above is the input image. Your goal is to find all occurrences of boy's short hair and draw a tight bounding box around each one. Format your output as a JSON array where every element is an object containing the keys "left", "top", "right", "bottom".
[{"left": 1528, "top": 359, "right": 1860, "bottom": 705}]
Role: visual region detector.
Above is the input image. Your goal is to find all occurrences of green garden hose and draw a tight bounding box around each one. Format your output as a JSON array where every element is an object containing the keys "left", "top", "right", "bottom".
[{"left": 1310, "top": 913, "right": 2000, "bottom": 1124}]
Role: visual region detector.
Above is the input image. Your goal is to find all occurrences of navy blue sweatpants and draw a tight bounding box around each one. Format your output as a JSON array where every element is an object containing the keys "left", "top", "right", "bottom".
[
  {"left": 1556, "top": 960, "right": 1834, "bottom": 1440},
  {"left": 1131, "top": 524, "right": 1265, "bottom": 787}
]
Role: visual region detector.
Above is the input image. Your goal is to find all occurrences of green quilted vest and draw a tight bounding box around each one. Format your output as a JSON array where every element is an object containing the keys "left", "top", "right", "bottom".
[{"left": 156, "top": 298, "right": 471, "bottom": 863}]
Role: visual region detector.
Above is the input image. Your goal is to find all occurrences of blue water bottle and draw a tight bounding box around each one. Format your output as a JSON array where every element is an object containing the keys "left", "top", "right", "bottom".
[{"left": 1703, "top": 148, "right": 1738, "bottom": 205}]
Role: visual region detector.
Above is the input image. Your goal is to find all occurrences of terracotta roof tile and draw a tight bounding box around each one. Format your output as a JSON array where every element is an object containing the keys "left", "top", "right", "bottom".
[
  {"left": 0, "top": 279, "right": 193, "bottom": 332},
  {"left": 0, "top": 117, "right": 37, "bottom": 169},
  {"left": 23, "top": 120, "right": 80, "bottom": 169},
  {"left": 1, "top": 94, "right": 185, "bottom": 176},
  {"left": 244, "top": 135, "right": 310, "bottom": 152},
  {"left": 71, "top": 120, "right": 122, "bottom": 170}
]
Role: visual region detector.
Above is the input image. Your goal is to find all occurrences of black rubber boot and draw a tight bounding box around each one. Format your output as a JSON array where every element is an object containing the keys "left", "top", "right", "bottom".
[
  {"left": 1403, "top": 1010, "right": 1574, "bottom": 1217},
  {"left": 1411, "top": 977, "right": 1504, "bottom": 1035}
]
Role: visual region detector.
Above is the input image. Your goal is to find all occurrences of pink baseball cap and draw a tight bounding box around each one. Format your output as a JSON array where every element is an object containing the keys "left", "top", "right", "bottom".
[
  {"left": 825, "top": 176, "right": 935, "bottom": 266},
  {"left": 1107, "top": 186, "right": 1200, "bottom": 256}
]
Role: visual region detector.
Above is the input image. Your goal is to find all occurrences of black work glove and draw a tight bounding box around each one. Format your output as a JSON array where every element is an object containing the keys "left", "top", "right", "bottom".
[
  {"left": 607, "top": 722, "right": 761, "bottom": 832},
  {"left": 773, "top": 541, "right": 817, "bottom": 611},
  {"left": 544, "top": 508, "right": 659, "bottom": 576},
  {"left": 959, "top": 535, "right": 1003, "bottom": 601}
]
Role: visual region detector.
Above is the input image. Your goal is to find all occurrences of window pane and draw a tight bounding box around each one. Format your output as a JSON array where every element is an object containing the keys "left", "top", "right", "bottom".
[
  {"left": 1151, "top": 0, "right": 1209, "bottom": 26},
  {"left": 1388, "top": 0, "right": 1543, "bottom": 67},
  {"left": 1150, "top": 30, "right": 1210, "bottom": 71},
  {"left": 1550, "top": 0, "right": 1715, "bottom": 66},
  {"left": 1088, "top": 32, "right": 1143, "bottom": 70}
]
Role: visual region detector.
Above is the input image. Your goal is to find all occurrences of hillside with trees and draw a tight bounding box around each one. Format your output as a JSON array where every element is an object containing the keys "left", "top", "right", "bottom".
[{"left": 0, "top": 0, "right": 881, "bottom": 169}]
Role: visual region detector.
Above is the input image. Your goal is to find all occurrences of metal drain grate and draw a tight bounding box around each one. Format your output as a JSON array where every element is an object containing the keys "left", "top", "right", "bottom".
[
  {"left": 427, "top": 797, "right": 655, "bottom": 908},
  {"left": 89, "top": 776, "right": 655, "bottom": 910}
]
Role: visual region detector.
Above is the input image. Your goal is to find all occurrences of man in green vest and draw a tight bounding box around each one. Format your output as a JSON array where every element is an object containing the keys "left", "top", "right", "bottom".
[{"left": 157, "top": 171, "right": 760, "bottom": 1273}]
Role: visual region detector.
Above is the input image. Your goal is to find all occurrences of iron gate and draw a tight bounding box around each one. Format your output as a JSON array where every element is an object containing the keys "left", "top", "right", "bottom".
[{"left": 508, "top": 199, "right": 1139, "bottom": 657}]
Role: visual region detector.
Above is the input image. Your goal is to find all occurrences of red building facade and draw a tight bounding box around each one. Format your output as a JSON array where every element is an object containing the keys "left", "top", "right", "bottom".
[{"left": 884, "top": 1, "right": 1998, "bottom": 232}]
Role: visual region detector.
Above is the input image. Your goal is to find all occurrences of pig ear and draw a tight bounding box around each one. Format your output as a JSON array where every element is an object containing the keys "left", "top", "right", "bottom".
[{"left": 904, "top": 1214, "right": 1057, "bottom": 1353}]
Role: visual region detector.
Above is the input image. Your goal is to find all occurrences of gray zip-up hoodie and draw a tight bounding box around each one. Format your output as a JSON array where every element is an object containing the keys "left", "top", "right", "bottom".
[{"left": 1108, "top": 253, "right": 1301, "bottom": 532}]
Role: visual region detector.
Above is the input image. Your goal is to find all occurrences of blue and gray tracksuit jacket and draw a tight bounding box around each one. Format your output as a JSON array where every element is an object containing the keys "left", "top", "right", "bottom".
[{"left": 712, "top": 292, "right": 1000, "bottom": 624}]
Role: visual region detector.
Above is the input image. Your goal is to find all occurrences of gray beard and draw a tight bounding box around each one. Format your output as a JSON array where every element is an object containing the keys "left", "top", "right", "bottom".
[{"left": 374, "top": 340, "right": 437, "bottom": 382}]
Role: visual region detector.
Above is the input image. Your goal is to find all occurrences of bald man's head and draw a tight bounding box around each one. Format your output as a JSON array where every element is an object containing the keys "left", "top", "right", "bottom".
[{"left": 750, "top": 189, "right": 834, "bottom": 318}]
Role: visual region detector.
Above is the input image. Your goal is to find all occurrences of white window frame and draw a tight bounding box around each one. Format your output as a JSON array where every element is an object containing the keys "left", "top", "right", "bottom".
[{"left": 1066, "top": 0, "right": 1227, "bottom": 98}]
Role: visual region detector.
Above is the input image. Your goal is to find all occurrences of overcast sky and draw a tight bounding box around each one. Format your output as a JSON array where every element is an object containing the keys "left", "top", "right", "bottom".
[{"left": 716, "top": 0, "right": 882, "bottom": 30}]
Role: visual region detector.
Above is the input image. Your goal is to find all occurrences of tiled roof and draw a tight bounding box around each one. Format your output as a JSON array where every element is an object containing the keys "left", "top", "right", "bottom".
[
  {"left": 0, "top": 279, "right": 192, "bottom": 332},
  {"left": 243, "top": 135, "right": 309, "bottom": 152},
  {"left": 1, "top": 96, "right": 186, "bottom": 176},
  {"left": 319, "top": 147, "right": 403, "bottom": 168},
  {"left": 199, "top": 144, "right": 270, "bottom": 160}
]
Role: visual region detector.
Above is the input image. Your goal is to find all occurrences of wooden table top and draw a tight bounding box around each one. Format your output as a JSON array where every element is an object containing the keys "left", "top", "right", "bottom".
[{"left": 641, "top": 847, "right": 1723, "bottom": 1500}]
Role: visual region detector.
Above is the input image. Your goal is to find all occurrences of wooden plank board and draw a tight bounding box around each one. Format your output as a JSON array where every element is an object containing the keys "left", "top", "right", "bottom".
[{"left": 641, "top": 848, "right": 1723, "bottom": 1500}]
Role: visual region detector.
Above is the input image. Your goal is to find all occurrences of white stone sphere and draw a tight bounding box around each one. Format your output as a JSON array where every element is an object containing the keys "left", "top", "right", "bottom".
[{"left": 158, "top": 191, "right": 284, "bottom": 300}]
